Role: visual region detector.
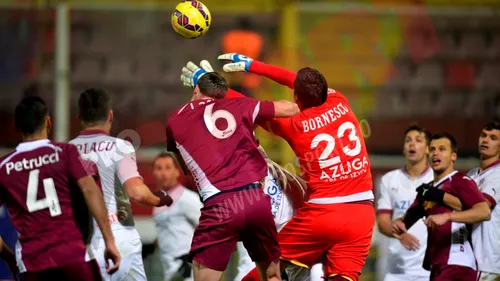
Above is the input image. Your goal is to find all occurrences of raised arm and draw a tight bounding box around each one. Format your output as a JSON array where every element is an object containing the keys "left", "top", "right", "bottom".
[{"left": 218, "top": 53, "right": 296, "bottom": 89}]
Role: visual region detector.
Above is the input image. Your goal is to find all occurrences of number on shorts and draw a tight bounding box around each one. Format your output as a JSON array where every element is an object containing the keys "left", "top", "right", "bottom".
[
  {"left": 26, "top": 169, "right": 62, "bottom": 217},
  {"left": 204, "top": 103, "right": 237, "bottom": 139},
  {"left": 310, "top": 121, "right": 362, "bottom": 169}
]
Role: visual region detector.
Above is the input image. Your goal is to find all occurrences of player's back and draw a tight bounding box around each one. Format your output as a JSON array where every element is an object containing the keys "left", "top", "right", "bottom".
[
  {"left": 284, "top": 89, "right": 373, "bottom": 201},
  {"left": 167, "top": 97, "right": 273, "bottom": 201},
  {"left": 0, "top": 139, "right": 94, "bottom": 272},
  {"left": 70, "top": 130, "right": 138, "bottom": 233}
]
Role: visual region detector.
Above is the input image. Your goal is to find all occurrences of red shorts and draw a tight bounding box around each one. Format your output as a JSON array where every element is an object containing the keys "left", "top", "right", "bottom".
[
  {"left": 189, "top": 184, "right": 281, "bottom": 271},
  {"left": 279, "top": 201, "right": 375, "bottom": 281},
  {"left": 20, "top": 260, "right": 102, "bottom": 281},
  {"left": 430, "top": 265, "right": 477, "bottom": 281}
]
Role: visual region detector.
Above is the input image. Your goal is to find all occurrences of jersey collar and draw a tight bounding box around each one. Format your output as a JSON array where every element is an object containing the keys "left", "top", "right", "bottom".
[
  {"left": 16, "top": 139, "right": 50, "bottom": 151},
  {"left": 480, "top": 159, "right": 500, "bottom": 174}
]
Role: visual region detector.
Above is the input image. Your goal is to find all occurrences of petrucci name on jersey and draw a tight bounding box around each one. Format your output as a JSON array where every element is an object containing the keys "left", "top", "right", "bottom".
[
  {"left": 320, "top": 156, "right": 369, "bottom": 181},
  {"left": 302, "top": 103, "right": 349, "bottom": 133},
  {"left": 5, "top": 151, "right": 59, "bottom": 175}
]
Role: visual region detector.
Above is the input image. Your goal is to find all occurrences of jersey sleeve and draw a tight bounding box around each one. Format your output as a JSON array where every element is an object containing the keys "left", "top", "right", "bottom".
[
  {"left": 242, "top": 98, "right": 275, "bottom": 125},
  {"left": 166, "top": 123, "right": 178, "bottom": 153},
  {"left": 479, "top": 174, "right": 499, "bottom": 208},
  {"left": 66, "top": 144, "right": 97, "bottom": 181},
  {"left": 225, "top": 89, "right": 246, "bottom": 99},
  {"left": 455, "top": 176, "right": 486, "bottom": 210},
  {"left": 376, "top": 176, "right": 392, "bottom": 214},
  {"left": 116, "top": 141, "right": 142, "bottom": 185},
  {"left": 249, "top": 60, "right": 296, "bottom": 89}
]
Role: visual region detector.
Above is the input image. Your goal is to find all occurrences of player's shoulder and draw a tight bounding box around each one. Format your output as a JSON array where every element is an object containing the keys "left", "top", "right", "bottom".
[
  {"left": 326, "top": 88, "right": 347, "bottom": 101},
  {"left": 49, "top": 141, "right": 73, "bottom": 152},
  {"left": 451, "top": 171, "right": 477, "bottom": 187},
  {"left": 380, "top": 168, "right": 404, "bottom": 183}
]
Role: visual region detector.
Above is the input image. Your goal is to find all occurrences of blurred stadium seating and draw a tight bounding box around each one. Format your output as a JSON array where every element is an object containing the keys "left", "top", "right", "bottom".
[{"left": 0, "top": 1, "right": 499, "bottom": 280}]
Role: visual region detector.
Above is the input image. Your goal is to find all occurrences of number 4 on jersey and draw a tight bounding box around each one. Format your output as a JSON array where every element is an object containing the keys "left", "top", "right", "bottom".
[{"left": 27, "top": 169, "right": 62, "bottom": 217}]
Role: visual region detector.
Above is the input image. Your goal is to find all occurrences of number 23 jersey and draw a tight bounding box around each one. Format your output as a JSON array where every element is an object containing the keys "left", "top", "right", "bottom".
[{"left": 267, "top": 89, "right": 373, "bottom": 201}]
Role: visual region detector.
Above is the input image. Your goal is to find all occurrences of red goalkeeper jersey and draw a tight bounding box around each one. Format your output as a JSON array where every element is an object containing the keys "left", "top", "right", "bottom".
[{"left": 226, "top": 61, "right": 373, "bottom": 202}]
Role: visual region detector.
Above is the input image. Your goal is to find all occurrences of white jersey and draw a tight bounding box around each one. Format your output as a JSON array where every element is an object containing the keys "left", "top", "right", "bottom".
[
  {"left": 376, "top": 167, "right": 433, "bottom": 277},
  {"left": 468, "top": 161, "right": 500, "bottom": 275},
  {"left": 154, "top": 185, "right": 202, "bottom": 281},
  {"left": 70, "top": 130, "right": 141, "bottom": 234},
  {"left": 70, "top": 130, "right": 146, "bottom": 281}
]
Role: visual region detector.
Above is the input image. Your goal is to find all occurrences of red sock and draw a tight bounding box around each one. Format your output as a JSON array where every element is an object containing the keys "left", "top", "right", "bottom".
[{"left": 242, "top": 268, "right": 260, "bottom": 281}]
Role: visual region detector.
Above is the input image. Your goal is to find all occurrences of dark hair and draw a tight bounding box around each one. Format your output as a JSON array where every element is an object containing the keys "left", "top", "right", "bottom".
[
  {"left": 483, "top": 120, "right": 500, "bottom": 131},
  {"left": 404, "top": 124, "right": 431, "bottom": 145},
  {"left": 430, "top": 132, "right": 458, "bottom": 153},
  {"left": 197, "top": 72, "right": 228, "bottom": 99},
  {"left": 153, "top": 151, "right": 180, "bottom": 170},
  {"left": 78, "top": 88, "right": 111, "bottom": 126},
  {"left": 294, "top": 67, "right": 328, "bottom": 109},
  {"left": 14, "top": 96, "right": 48, "bottom": 135}
]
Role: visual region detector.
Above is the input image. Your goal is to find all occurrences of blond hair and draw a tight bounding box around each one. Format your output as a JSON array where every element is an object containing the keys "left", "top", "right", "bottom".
[{"left": 257, "top": 146, "right": 307, "bottom": 196}]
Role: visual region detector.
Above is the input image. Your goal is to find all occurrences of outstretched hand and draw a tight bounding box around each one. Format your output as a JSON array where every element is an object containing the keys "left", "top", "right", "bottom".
[
  {"left": 217, "top": 53, "right": 253, "bottom": 72},
  {"left": 180, "top": 60, "right": 215, "bottom": 88}
]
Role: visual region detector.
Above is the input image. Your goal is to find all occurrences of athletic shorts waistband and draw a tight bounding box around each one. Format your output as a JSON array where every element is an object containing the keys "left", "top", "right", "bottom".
[{"left": 204, "top": 182, "right": 262, "bottom": 203}]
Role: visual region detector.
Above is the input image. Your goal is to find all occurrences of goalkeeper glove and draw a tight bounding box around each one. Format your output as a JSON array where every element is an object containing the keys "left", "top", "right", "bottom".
[
  {"left": 217, "top": 53, "right": 253, "bottom": 72},
  {"left": 154, "top": 190, "right": 173, "bottom": 207},
  {"left": 416, "top": 183, "right": 445, "bottom": 203},
  {"left": 180, "top": 60, "right": 215, "bottom": 88}
]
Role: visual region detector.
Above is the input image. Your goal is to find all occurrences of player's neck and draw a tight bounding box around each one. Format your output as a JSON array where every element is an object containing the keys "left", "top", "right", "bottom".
[
  {"left": 404, "top": 159, "right": 428, "bottom": 179},
  {"left": 83, "top": 124, "right": 110, "bottom": 134},
  {"left": 434, "top": 166, "right": 455, "bottom": 182},
  {"left": 479, "top": 155, "right": 500, "bottom": 171},
  {"left": 23, "top": 131, "right": 48, "bottom": 142}
]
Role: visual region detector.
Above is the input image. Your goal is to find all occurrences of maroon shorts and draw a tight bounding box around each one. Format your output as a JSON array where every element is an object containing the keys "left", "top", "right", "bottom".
[
  {"left": 20, "top": 260, "right": 102, "bottom": 281},
  {"left": 430, "top": 265, "right": 478, "bottom": 281},
  {"left": 189, "top": 184, "right": 281, "bottom": 271}
]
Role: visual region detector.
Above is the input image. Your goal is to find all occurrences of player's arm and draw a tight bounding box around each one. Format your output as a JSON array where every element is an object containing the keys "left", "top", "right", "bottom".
[
  {"left": 392, "top": 199, "right": 426, "bottom": 236},
  {"left": 0, "top": 236, "right": 18, "bottom": 280},
  {"left": 117, "top": 142, "right": 172, "bottom": 207},
  {"left": 218, "top": 53, "right": 297, "bottom": 89},
  {"left": 425, "top": 177, "right": 491, "bottom": 228},
  {"left": 376, "top": 177, "right": 396, "bottom": 237},
  {"left": 417, "top": 184, "right": 463, "bottom": 211}
]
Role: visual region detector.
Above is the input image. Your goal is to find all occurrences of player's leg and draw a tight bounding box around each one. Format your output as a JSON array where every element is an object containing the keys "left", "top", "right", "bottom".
[
  {"left": 324, "top": 202, "right": 375, "bottom": 281},
  {"left": 122, "top": 238, "right": 147, "bottom": 281},
  {"left": 234, "top": 242, "right": 255, "bottom": 281},
  {"left": 286, "top": 265, "right": 313, "bottom": 281},
  {"left": 20, "top": 269, "right": 51, "bottom": 281},
  {"left": 240, "top": 188, "right": 282, "bottom": 281}
]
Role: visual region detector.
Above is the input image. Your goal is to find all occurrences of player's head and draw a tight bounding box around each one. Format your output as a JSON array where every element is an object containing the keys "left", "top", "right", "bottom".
[
  {"left": 403, "top": 125, "right": 431, "bottom": 164},
  {"left": 78, "top": 88, "right": 113, "bottom": 129},
  {"left": 294, "top": 67, "right": 328, "bottom": 110},
  {"left": 478, "top": 120, "right": 500, "bottom": 161},
  {"left": 14, "top": 96, "right": 51, "bottom": 139},
  {"left": 194, "top": 72, "right": 228, "bottom": 100},
  {"left": 429, "top": 132, "right": 458, "bottom": 175},
  {"left": 153, "top": 152, "right": 181, "bottom": 190}
]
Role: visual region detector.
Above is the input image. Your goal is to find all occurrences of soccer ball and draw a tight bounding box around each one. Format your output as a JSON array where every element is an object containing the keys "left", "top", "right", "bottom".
[{"left": 171, "top": 1, "right": 211, "bottom": 39}]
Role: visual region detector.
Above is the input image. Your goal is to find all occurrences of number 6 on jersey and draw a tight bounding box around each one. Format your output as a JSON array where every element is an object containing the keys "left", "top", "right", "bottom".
[{"left": 27, "top": 169, "right": 62, "bottom": 217}]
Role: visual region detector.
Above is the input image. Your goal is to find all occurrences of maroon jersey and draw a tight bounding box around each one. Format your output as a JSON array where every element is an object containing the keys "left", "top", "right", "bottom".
[
  {"left": 0, "top": 139, "right": 97, "bottom": 272},
  {"left": 407, "top": 171, "right": 485, "bottom": 271},
  {"left": 166, "top": 98, "right": 275, "bottom": 201}
]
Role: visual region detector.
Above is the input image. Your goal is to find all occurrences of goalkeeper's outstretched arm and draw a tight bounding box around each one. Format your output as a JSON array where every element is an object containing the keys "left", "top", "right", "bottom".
[{"left": 248, "top": 60, "right": 297, "bottom": 90}]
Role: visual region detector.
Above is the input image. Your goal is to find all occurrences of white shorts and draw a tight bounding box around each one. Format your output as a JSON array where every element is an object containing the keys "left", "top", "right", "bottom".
[
  {"left": 383, "top": 273, "right": 430, "bottom": 281},
  {"left": 92, "top": 227, "right": 146, "bottom": 281},
  {"left": 478, "top": 272, "right": 500, "bottom": 281}
]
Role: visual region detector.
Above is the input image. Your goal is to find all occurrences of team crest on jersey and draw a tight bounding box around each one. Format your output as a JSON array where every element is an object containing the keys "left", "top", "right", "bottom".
[
  {"left": 423, "top": 200, "right": 436, "bottom": 210},
  {"left": 478, "top": 178, "right": 485, "bottom": 188}
]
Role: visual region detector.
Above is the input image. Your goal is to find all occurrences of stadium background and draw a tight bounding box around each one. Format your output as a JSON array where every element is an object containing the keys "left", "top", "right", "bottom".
[{"left": 0, "top": 0, "right": 499, "bottom": 280}]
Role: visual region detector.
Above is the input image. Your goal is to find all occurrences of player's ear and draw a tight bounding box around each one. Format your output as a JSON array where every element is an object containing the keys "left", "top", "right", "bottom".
[
  {"left": 46, "top": 116, "right": 52, "bottom": 130},
  {"left": 108, "top": 109, "right": 114, "bottom": 123},
  {"left": 451, "top": 152, "right": 457, "bottom": 162}
]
